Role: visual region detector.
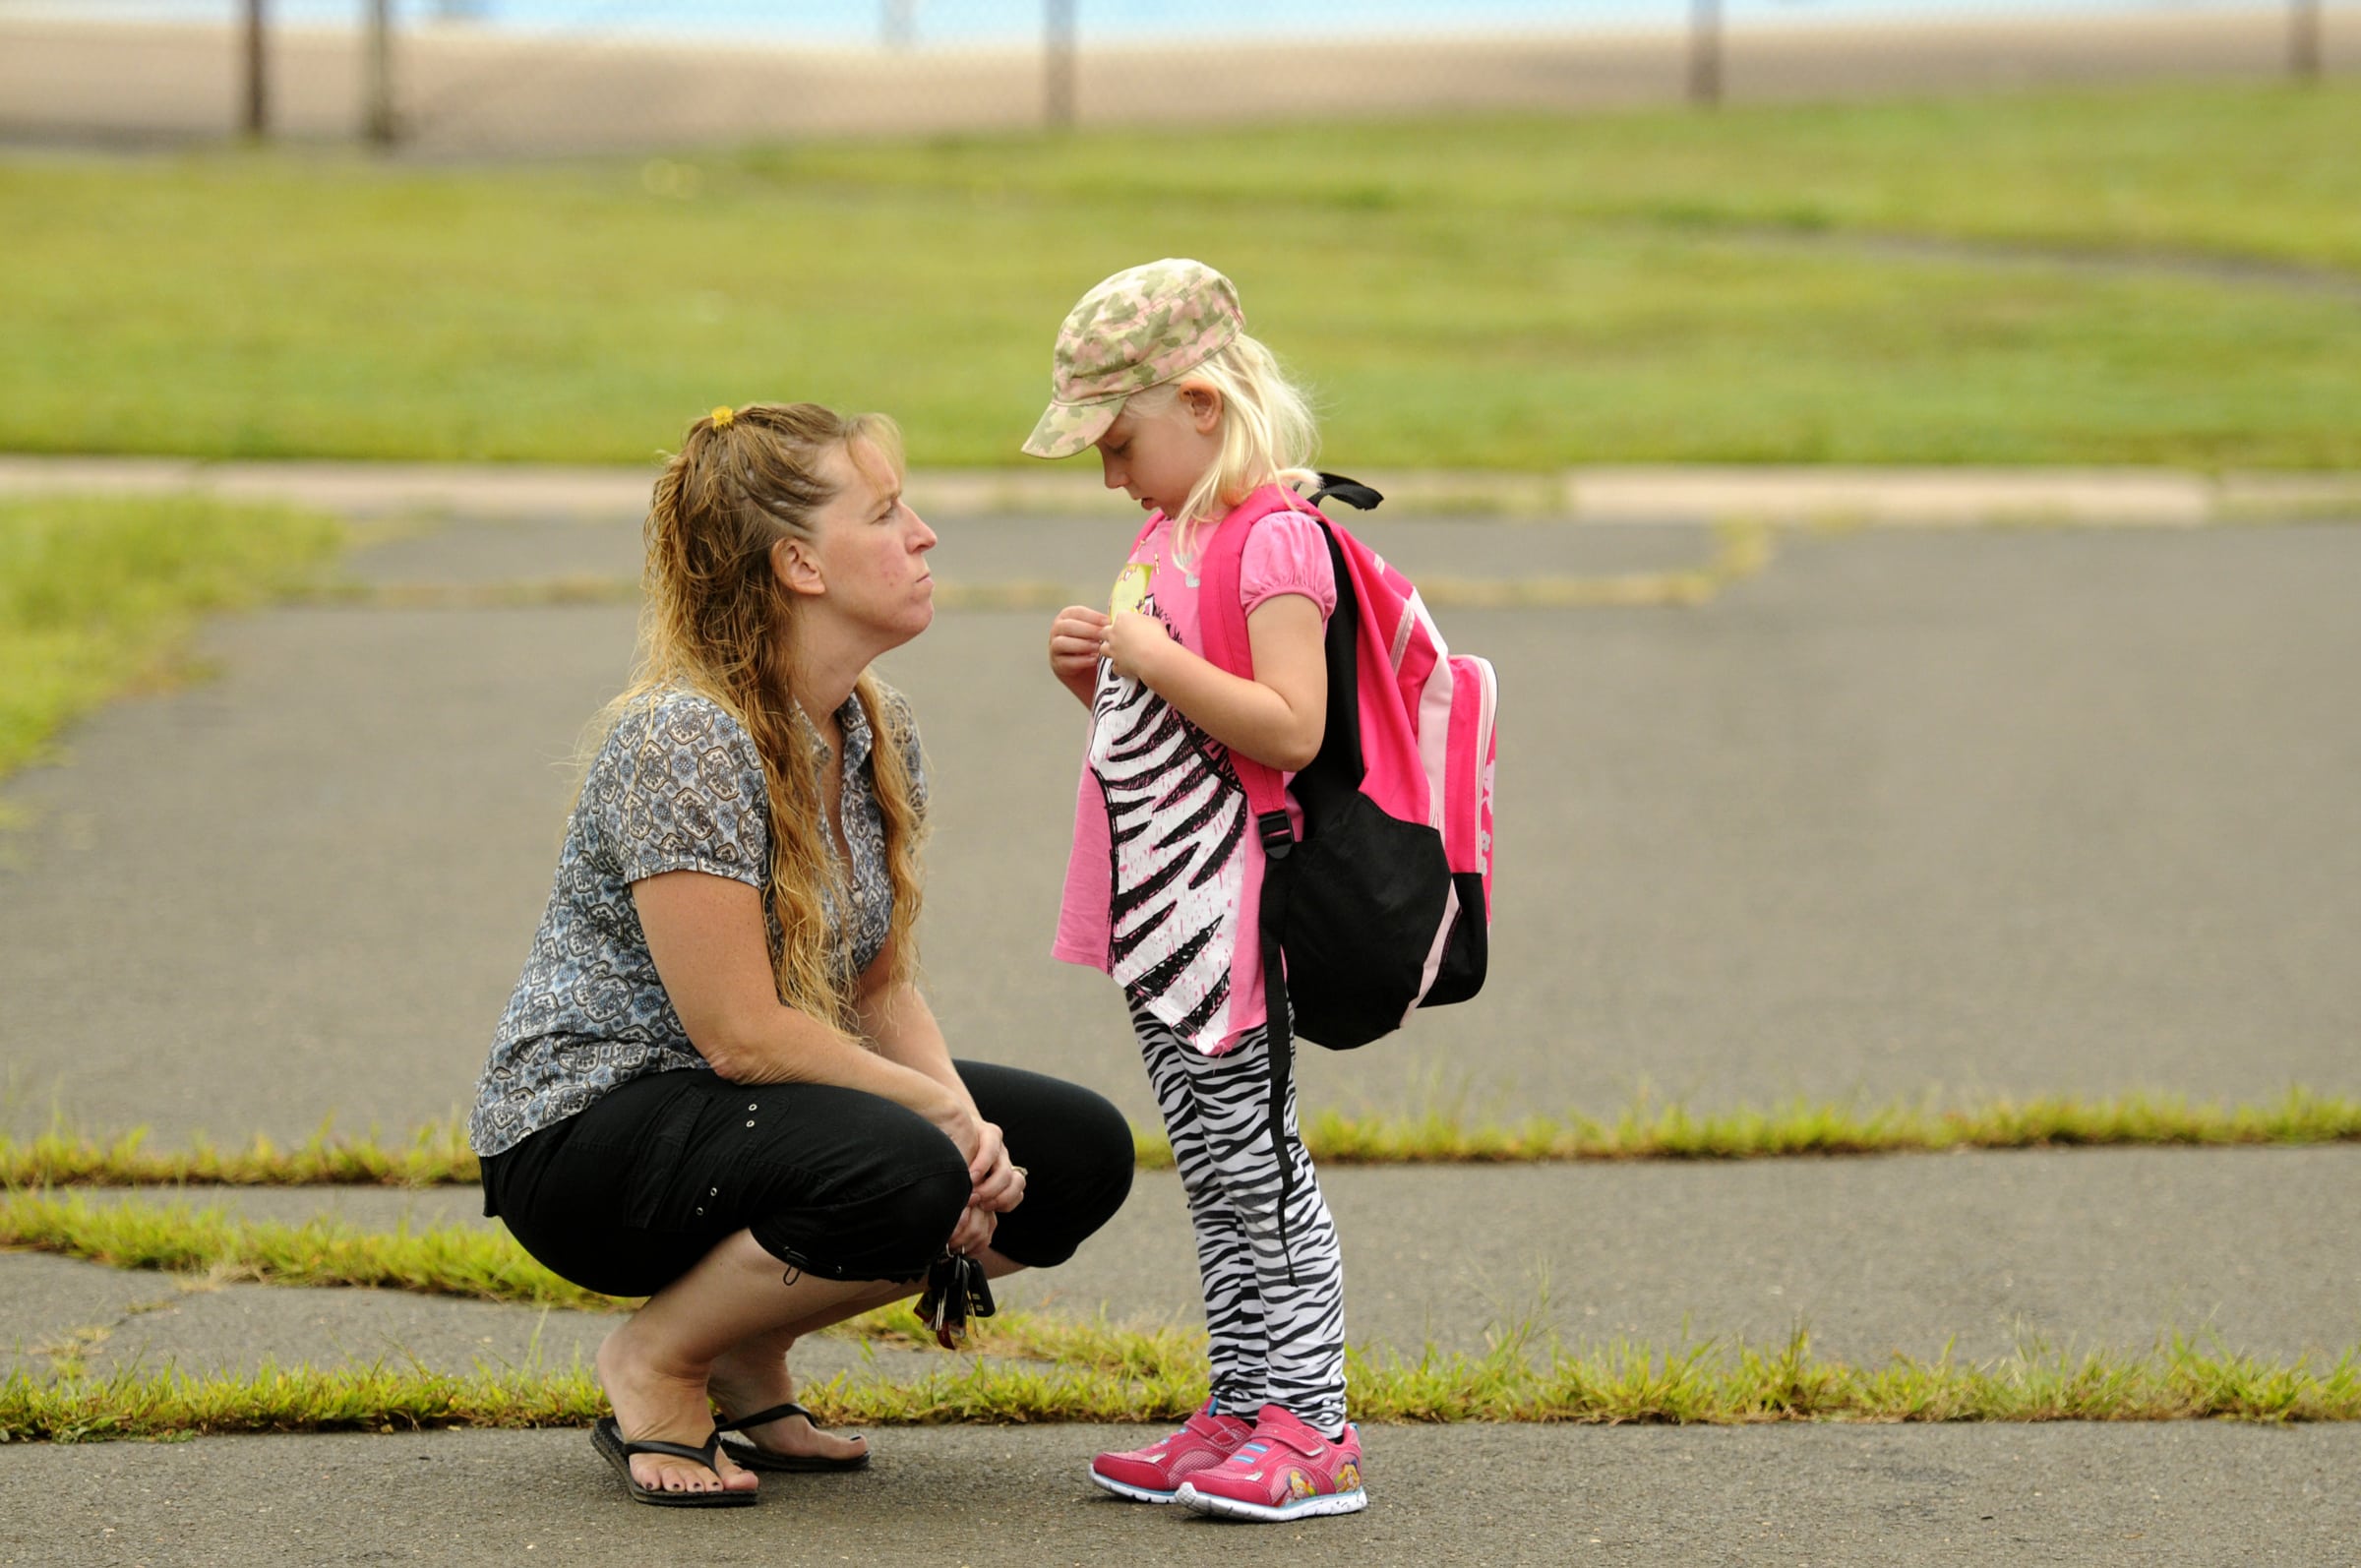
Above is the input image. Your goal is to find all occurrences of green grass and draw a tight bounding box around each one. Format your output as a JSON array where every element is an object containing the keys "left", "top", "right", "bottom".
[
  {"left": 760, "top": 85, "right": 2361, "bottom": 274},
  {"left": 0, "top": 495, "right": 344, "bottom": 781},
  {"left": 8, "top": 1090, "right": 2355, "bottom": 1189},
  {"left": 1287, "top": 1086, "right": 2361, "bottom": 1164},
  {"left": 3, "top": 82, "right": 2357, "bottom": 469},
  {"left": 6, "top": 1332, "right": 2356, "bottom": 1440},
  {"left": 0, "top": 1190, "right": 611, "bottom": 1307},
  {"left": 9, "top": 1194, "right": 2356, "bottom": 1431},
  {"left": 0, "top": 1185, "right": 1202, "bottom": 1367},
  {"left": 1, "top": 1120, "right": 484, "bottom": 1190}
]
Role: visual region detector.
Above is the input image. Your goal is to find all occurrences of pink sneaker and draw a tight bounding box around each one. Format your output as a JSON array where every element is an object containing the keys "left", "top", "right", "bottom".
[
  {"left": 1089, "top": 1398, "right": 1256, "bottom": 1503},
  {"left": 1175, "top": 1404, "right": 1366, "bottom": 1521}
]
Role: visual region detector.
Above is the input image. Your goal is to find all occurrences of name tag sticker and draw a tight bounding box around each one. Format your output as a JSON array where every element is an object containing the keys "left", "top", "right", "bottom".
[{"left": 1110, "top": 564, "right": 1152, "bottom": 621}]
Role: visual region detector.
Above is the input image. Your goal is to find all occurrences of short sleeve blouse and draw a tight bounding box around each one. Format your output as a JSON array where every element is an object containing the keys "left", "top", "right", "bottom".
[
  {"left": 1238, "top": 510, "right": 1340, "bottom": 621},
  {"left": 466, "top": 686, "right": 922, "bottom": 1157}
]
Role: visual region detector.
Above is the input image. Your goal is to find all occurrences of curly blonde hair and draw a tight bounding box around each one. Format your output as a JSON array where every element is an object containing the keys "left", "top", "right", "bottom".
[{"left": 592, "top": 400, "right": 926, "bottom": 1038}]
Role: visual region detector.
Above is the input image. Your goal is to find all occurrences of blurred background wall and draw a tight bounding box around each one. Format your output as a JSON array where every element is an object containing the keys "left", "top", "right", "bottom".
[{"left": 1, "top": 0, "right": 2351, "bottom": 154}]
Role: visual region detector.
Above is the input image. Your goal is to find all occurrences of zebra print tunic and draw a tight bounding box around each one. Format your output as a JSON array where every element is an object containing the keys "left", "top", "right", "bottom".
[
  {"left": 1089, "top": 617, "right": 1252, "bottom": 1046},
  {"left": 1052, "top": 508, "right": 1335, "bottom": 1056}
]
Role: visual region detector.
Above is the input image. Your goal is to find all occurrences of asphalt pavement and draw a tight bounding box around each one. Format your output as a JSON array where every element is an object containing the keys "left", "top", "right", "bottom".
[
  {"left": 10, "top": 1146, "right": 2359, "bottom": 1384},
  {"left": 4, "top": 505, "right": 2356, "bottom": 1138},
  {"left": 5, "top": 1422, "right": 2357, "bottom": 1567},
  {"left": 3, "top": 471, "right": 2357, "bottom": 1564}
]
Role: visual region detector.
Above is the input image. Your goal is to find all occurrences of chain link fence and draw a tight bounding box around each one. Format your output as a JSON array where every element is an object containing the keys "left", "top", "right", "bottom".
[{"left": 0, "top": 0, "right": 2347, "bottom": 153}]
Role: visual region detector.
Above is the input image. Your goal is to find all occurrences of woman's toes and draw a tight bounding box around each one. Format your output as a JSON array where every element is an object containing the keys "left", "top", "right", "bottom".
[{"left": 634, "top": 1456, "right": 699, "bottom": 1493}]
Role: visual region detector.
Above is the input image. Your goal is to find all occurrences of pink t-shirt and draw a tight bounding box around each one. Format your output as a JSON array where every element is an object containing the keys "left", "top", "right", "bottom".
[{"left": 1053, "top": 508, "right": 1338, "bottom": 1055}]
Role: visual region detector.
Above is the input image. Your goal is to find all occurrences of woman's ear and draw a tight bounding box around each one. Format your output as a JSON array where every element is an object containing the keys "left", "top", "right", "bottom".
[
  {"left": 1179, "top": 380, "right": 1225, "bottom": 434},
  {"left": 772, "top": 536, "right": 825, "bottom": 597}
]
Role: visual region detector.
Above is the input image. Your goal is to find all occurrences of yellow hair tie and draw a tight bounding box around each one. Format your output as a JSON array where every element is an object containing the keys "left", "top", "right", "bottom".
[{"left": 710, "top": 404, "right": 735, "bottom": 429}]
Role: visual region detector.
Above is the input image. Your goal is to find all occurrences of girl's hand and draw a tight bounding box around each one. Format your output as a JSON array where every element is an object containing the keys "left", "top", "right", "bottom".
[
  {"left": 1049, "top": 605, "right": 1111, "bottom": 706},
  {"left": 1105, "top": 609, "right": 1175, "bottom": 684}
]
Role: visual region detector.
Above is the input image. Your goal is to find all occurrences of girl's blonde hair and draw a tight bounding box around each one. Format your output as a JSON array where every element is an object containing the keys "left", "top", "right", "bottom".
[
  {"left": 1131, "top": 332, "right": 1318, "bottom": 562},
  {"left": 590, "top": 400, "right": 926, "bottom": 1040}
]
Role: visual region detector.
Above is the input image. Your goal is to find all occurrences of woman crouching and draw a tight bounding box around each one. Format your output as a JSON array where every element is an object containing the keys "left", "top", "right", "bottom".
[{"left": 465, "top": 401, "right": 1133, "bottom": 1505}]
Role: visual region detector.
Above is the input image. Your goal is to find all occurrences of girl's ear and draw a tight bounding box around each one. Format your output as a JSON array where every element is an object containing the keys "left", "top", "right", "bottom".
[
  {"left": 772, "top": 536, "right": 825, "bottom": 597},
  {"left": 1179, "top": 380, "right": 1225, "bottom": 434}
]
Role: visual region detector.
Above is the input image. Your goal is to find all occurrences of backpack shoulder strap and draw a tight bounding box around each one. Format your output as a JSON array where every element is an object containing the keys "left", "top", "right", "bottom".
[
  {"left": 1196, "top": 483, "right": 1322, "bottom": 823},
  {"left": 1197, "top": 484, "right": 1323, "bottom": 1287}
]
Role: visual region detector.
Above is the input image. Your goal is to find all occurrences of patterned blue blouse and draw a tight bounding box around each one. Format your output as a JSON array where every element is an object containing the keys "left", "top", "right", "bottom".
[{"left": 466, "top": 685, "right": 923, "bottom": 1158}]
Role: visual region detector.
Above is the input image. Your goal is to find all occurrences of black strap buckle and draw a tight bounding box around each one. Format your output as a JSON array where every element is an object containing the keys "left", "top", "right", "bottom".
[
  {"left": 1306, "top": 472, "right": 1384, "bottom": 512},
  {"left": 1257, "top": 810, "right": 1295, "bottom": 859}
]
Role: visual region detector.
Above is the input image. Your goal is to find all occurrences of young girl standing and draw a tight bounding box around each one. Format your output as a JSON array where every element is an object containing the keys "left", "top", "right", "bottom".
[{"left": 1025, "top": 259, "right": 1365, "bottom": 1522}]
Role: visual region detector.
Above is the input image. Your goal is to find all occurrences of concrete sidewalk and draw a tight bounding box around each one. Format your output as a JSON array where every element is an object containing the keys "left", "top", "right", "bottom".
[
  {"left": 6, "top": 452, "right": 2360, "bottom": 524},
  {"left": 9, "top": 1144, "right": 2358, "bottom": 1563},
  {"left": 11, "top": 1146, "right": 2361, "bottom": 1385},
  {"left": 5, "top": 1421, "right": 2351, "bottom": 1567},
  {"left": 4, "top": 472, "right": 2359, "bottom": 1564},
  {"left": 7, "top": 508, "right": 2356, "bottom": 1141}
]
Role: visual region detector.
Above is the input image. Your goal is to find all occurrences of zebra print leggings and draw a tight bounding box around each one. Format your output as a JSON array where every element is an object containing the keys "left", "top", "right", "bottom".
[{"left": 1133, "top": 1007, "right": 1348, "bottom": 1432}]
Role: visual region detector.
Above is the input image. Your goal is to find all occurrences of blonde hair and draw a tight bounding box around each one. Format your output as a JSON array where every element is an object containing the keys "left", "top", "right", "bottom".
[
  {"left": 591, "top": 400, "right": 926, "bottom": 1040},
  {"left": 1129, "top": 332, "right": 1318, "bottom": 563}
]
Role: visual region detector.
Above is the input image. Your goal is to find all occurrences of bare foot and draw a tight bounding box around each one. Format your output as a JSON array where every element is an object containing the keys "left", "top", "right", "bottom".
[
  {"left": 595, "top": 1324, "right": 759, "bottom": 1497},
  {"left": 709, "top": 1343, "right": 870, "bottom": 1466}
]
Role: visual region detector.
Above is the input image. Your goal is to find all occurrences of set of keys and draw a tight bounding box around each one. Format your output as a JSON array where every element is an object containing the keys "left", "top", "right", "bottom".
[{"left": 914, "top": 1250, "right": 996, "bottom": 1349}]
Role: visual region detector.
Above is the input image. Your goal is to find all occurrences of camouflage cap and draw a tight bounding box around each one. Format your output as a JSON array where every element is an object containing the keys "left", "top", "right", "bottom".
[{"left": 1021, "top": 258, "right": 1244, "bottom": 459}]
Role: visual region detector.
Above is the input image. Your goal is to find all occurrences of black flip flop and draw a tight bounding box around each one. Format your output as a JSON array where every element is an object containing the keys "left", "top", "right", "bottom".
[
  {"left": 590, "top": 1415, "right": 758, "bottom": 1507},
  {"left": 712, "top": 1400, "right": 872, "bottom": 1474}
]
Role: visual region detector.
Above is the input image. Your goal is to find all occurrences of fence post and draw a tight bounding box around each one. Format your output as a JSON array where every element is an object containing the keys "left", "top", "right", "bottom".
[
  {"left": 1046, "top": 0, "right": 1076, "bottom": 129},
  {"left": 2291, "top": 0, "right": 2323, "bottom": 80},
  {"left": 1689, "top": 0, "right": 1723, "bottom": 105},
  {"left": 364, "top": 0, "right": 398, "bottom": 147},
  {"left": 242, "top": 0, "right": 269, "bottom": 137},
  {"left": 883, "top": 0, "right": 915, "bottom": 50}
]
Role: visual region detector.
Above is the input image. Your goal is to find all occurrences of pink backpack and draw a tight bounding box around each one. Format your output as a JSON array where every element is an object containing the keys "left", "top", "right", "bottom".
[{"left": 1198, "top": 477, "right": 1498, "bottom": 1059}]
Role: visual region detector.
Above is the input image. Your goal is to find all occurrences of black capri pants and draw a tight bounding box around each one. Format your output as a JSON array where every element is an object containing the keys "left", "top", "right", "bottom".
[{"left": 481, "top": 1060, "right": 1134, "bottom": 1299}]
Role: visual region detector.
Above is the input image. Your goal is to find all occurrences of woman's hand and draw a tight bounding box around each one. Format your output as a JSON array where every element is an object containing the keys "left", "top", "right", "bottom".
[
  {"left": 1049, "top": 605, "right": 1111, "bottom": 707},
  {"left": 947, "top": 1203, "right": 998, "bottom": 1256},
  {"left": 852, "top": 966, "right": 1024, "bottom": 1224},
  {"left": 930, "top": 1098, "right": 991, "bottom": 1167},
  {"left": 959, "top": 1116, "right": 1029, "bottom": 1216},
  {"left": 1104, "top": 609, "right": 1174, "bottom": 685},
  {"left": 969, "top": 1138, "right": 1027, "bottom": 1216},
  {"left": 928, "top": 1103, "right": 1022, "bottom": 1200}
]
